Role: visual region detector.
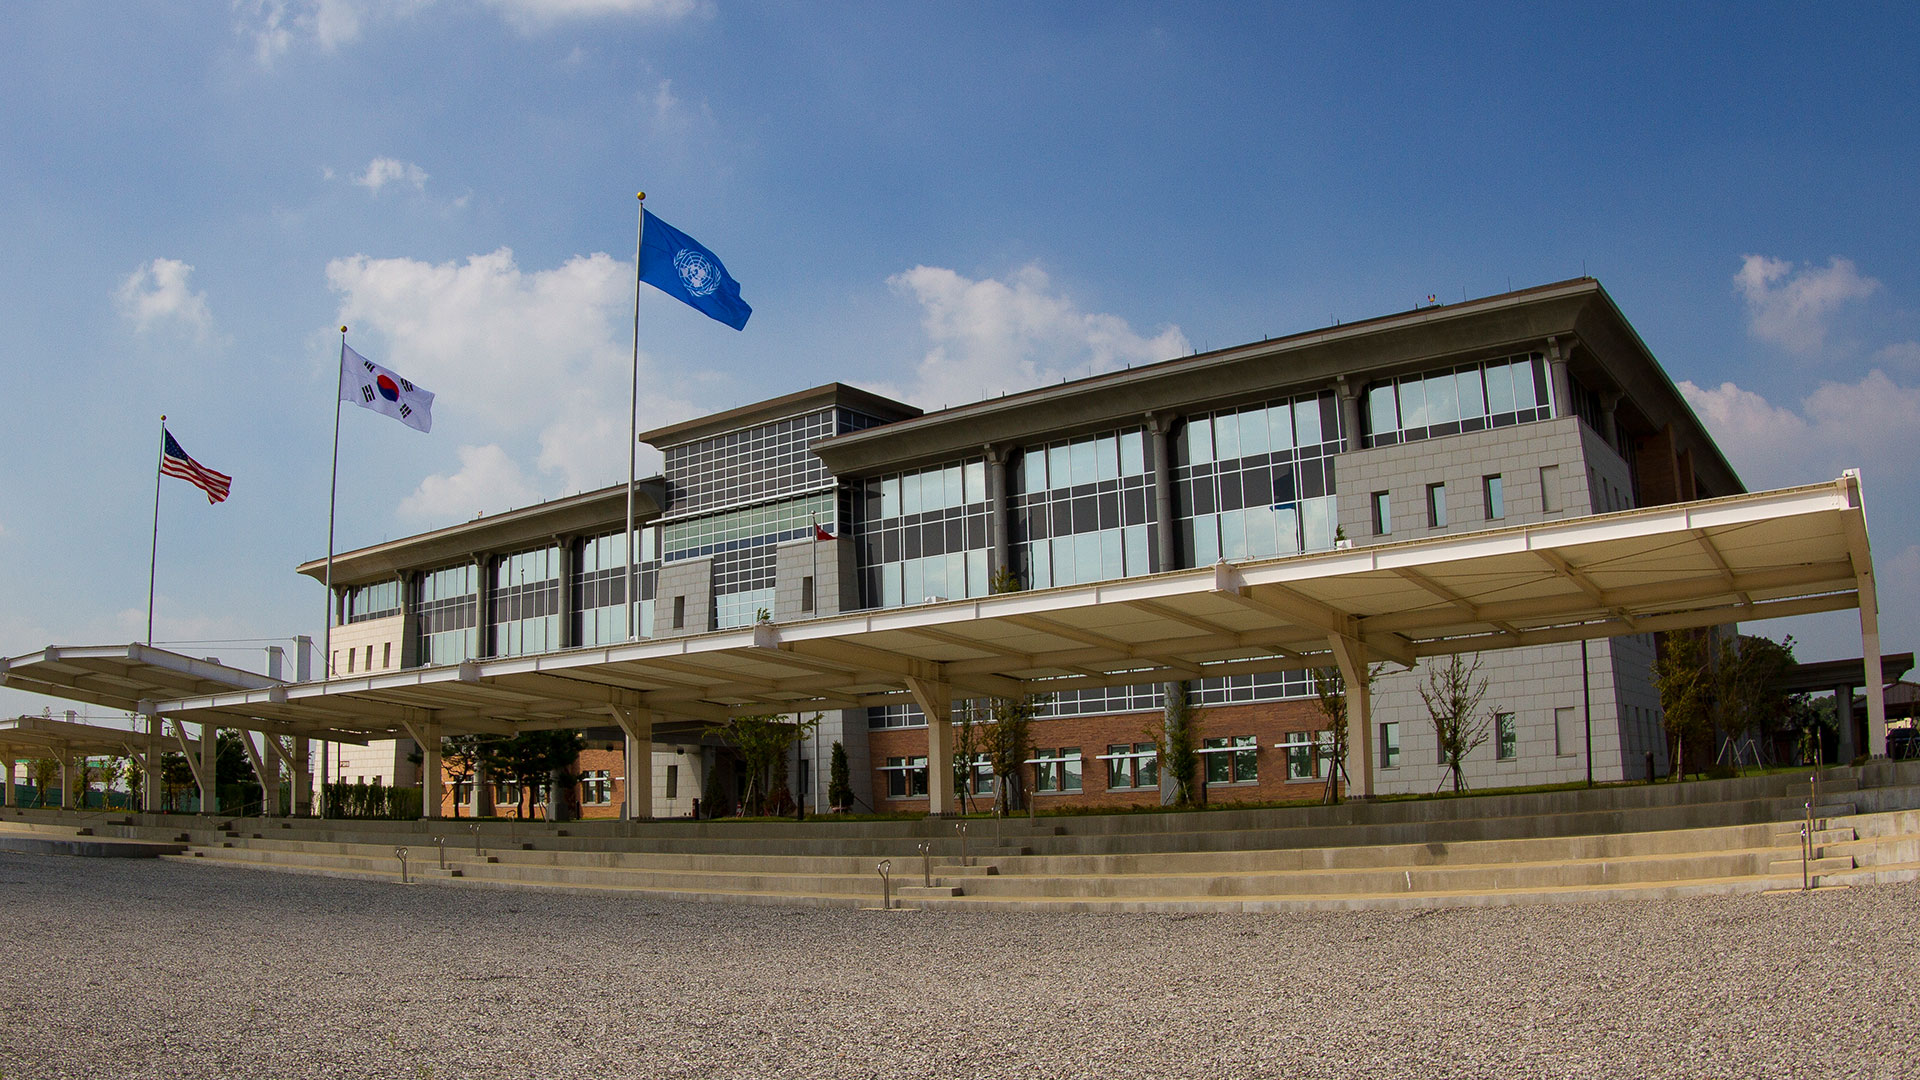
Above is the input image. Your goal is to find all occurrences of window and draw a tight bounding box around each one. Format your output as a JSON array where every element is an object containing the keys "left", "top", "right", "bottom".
[
  {"left": 382, "top": 642, "right": 392, "bottom": 669},
  {"left": 1379, "top": 722, "right": 1400, "bottom": 769},
  {"left": 580, "top": 770, "right": 613, "bottom": 805},
  {"left": 1032, "top": 748, "right": 1083, "bottom": 793},
  {"left": 883, "top": 756, "right": 929, "bottom": 798},
  {"left": 672, "top": 595, "right": 686, "bottom": 629},
  {"left": 666, "top": 764, "right": 678, "bottom": 800},
  {"left": 1426, "top": 483, "right": 1447, "bottom": 528},
  {"left": 1496, "top": 713, "right": 1517, "bottom": 761},
  {"left": 1202, "top": 736, "right": 1258, "bottom": 784},
  {"left": 1104, "top": 743, "right": 1159, "bottom": 790},
  {"left": 1540, "top": 465, "right": 1560, "bottom": 513},
  {"left": 1483, "top": 474, "right": 1504, "bottom": 521},
  {"left": 346, "top": 648, "right": 354, "bottom": 674},
  {"left": 801, "top": 575, "right": 815, "bottom": 613},
  {"left": 1555, "top": 706, "right": 1577, "bottom": 756},
  {"left": 1372, "top": 491, "right": 1391, "bottom": 535},
  {"left": 1282, "top": 731, "right": 1324, "bottom": 780},
  {"left": 957, "top": 753, "right": 994, "bottom": 797}
]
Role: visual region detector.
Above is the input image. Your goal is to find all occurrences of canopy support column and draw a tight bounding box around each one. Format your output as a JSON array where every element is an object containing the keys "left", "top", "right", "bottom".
[
  {"left": 907, "top": 676, "right": 954, "bottom": 816},
  {"left": 292, "top": 737, "right": 312, "bottom": 817},
  {"left": 1329, "top": 629, "right": 1374, "bottom": 799},
  {"left": 3, "top": 749, "right": 14, "bottom": 808},
  {"left": 143, "top": 715, "right": 161, "bottom": 813},
  {"left": 610, "top": 703, "right": 654, "bottom": 820},
  {"left": 194, "top": 723, "right": 217, "bottom": 814},
  {"left": 238, "top": 732, "right": 278, "bottom": 816}
]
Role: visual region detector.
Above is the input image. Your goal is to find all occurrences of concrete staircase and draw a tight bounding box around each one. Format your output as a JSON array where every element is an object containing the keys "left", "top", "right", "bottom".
[{"left": 9, "top": 761, "right": 1918, "bottom": 911}]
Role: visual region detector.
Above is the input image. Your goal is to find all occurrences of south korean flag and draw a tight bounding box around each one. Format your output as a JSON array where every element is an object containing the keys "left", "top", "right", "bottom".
[{"left": 339, "top": 343, "right": 435, "bottom": 433}]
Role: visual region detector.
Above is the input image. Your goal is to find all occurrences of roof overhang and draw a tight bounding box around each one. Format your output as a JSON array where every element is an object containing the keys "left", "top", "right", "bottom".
[
  {"left": 41, "top": 473, "right": 1871, "bottom": 741},
  {"left": 0, "top": 715, "right": 166, "bottom": 758}
]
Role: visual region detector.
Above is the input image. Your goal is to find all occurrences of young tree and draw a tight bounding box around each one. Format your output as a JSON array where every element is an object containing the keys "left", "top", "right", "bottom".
[
  {"left": 121, "top": 755, "right": 144, "bottom": 812},
  {"left": 705, "top": 714, "right": 820, "bottom": 817},
  {"left": 440, "top": 733, "right": 501, "bottom": 818},
  {"left": 1420, "top": 653, "right": 1494, "bottom": 793},
  {"left": 1717, "top": 634, "right": 1798, "bottom": 743},
  {"left": 1653, "top": 631, "right": 1715, "bottom": 780},
  {"left": 952, "top": 702, "right": 983, "bottom": 815},
  {"left": 1311, "top": 663, "right": 1384, "bottom": 804},
  {"left": 30, "top": 755, "right": 59, "bottom": 807},
  {"left": 1145, "top": 683, "right": 1203, "bottom": 809},
  {"left": 827, "top": 740, "right": 854, "bottom": 813}
]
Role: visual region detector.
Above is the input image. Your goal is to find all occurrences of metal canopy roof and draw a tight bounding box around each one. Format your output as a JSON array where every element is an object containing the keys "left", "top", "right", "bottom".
[
  {"left": 8, "top": 474, "right": 1866, "bottom": 745},
  {"left": 0, "top": 715, "right": 165, "bottom": 759}
]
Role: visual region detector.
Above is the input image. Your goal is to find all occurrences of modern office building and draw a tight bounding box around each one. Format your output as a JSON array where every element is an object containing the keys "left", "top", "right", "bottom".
[{"left": 305, "top": 277, "right": 1740, "bottom": 817}]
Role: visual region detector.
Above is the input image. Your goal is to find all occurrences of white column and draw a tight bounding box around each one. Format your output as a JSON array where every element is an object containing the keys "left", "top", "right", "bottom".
[
  {"left": 143, "top": 715, "right": 162, "bottom": 813},
  {"left": 2, "top": 749, "right": 14, "bottom": 808},
  {"left": 59, "top": 751, "right": 71, "bottom": 809},
  {"left": 420, "top": 722, "right": 442, "bottom": 820},
  {"left": 1547, "top": 338, "right": 1575, "bottom": 419},
  {"left": 907, "top": 676, "right": 954, "bottom": 816},
  {"left": 198, "top": 723, "right": 217, "bottom": 814},
  {"left": 612, "top": 704, "right": 654, "bottom": 819},
  {"left": 1329, "top": 631, "right": 1374, "bottom": 799},
  {"left": 292, "top": 737, "right": 312, "bottom": 817},
  {"left": 1861, "top": 607, "right": 1889, "bottom": 761}
]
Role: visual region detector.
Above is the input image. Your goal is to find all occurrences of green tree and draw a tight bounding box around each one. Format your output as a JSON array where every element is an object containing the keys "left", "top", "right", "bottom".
[
  {"left": 496, "top": 730, "right": 583, "bottom": 820},
  {"left": 440, "top": 733, "right": 504, "bottom": 818},
  {"left": 29, "top": 755, "right": 58, "bottom": 807},
  {"left": 1653, "top": 631, "right": 1715, "bottom": 779},
  {"left": 1420, "top": 654, "right": 1494, "bottom": 793},
  {"left": 1311, "top": 663, "right": 1384, "bottom": 804},
  {"left": 1146, "top": 682, "right": 1203, "bottom": 808},
  {"left": 121, "top": 755, "right": 143, "bottom": 811},
  {"left": 979, "top": 565, "right": 1043, "bottom": 816},
  {"left": 1717, "top": 634, "right": 1798, "bottom": 740},
  {"left": 705, "top": 714, "right": 820, "bottom": 816},
  {"left": 827, "top": 741, "right": 853, "bottom": 812}
]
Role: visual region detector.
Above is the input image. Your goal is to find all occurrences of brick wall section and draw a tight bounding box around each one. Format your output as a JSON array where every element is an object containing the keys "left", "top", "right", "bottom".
[{"left": 867, "top": 698, "right": 1333, "bottom": 813}]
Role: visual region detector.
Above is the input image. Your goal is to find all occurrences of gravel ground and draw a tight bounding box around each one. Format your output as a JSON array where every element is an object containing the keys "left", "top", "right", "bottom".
[{"left": 0, "top": 853, "right": 1914, "bottom": 1080}]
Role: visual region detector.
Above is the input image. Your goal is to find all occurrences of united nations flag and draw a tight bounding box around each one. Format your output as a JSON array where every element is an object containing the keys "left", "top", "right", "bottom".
[{"left": 639, "top": 208, "right": 752, "bottom": 330}]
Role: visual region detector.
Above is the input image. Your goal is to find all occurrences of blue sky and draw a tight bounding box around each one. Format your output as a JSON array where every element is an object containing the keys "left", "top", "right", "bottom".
[{"left": 4, "top": 2, "right": 1918, "bottom": 722}]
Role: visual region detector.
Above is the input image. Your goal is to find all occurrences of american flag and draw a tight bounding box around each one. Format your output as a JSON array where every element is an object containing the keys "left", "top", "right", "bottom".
[{"left": 160, "top": 428, "right": 232, "bottom": 504}]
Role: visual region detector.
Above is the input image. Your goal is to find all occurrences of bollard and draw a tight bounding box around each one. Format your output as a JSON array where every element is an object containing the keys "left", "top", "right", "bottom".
[
  {"left": 918, "top": 841, "right": 932, "bottom": 887},
  {"left": 955, "top": 821, "right": 969, "bottom": 867},
  {"left": 1645, "top": 750, "right": 1655, "bottom": 784},
  {"left": 433, "top": 834, "right": 446, "bottom": 871},
  {"left": 395, "top": 846, "right": 410, "bottom": 884},
  {"left": 876, "top": 859, "right": 893, "bottom": 910},
  {"left": 470, "top": 822, "right": 481, "bottom": 857}
]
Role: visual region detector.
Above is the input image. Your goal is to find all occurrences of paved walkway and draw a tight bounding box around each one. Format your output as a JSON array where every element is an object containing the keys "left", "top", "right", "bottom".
[{"left": 0, "top": 851, "right": 1914, "bottom": 1079}]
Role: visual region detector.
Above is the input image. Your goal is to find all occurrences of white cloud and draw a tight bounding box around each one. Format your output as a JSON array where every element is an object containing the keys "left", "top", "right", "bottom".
[
  {"left": 353, "top": 157, "right": 428, "bottom": 194},
  {"left": 1733, "top": 254, "right": 1879, "bottom": 355},
  {"left": 886, "top": 264, "right": 1189, "bottom": 411},
  {"left": 238, "top": 0, "right": 696, "bottom": 60},
  {"left": 484, "top": 0, "right": 701, "bottom": 32},
  {"left": 1873, "top": 341, "right": 1920, "bottom": 368},
  {"left": 399, "top": 444, "right": 543, "bottom": 521},
  {"left": 327, "top": 247, "right": 691, "bottom": 511},
  {"left": 1680, "top": 369, "right": 1920, "bottom": 490},
  {"left": 237, "top": 0, "right": 382, "bottom": 65},
  {"left": 116, "top": 258, "right": 215, "bottom": 341}
]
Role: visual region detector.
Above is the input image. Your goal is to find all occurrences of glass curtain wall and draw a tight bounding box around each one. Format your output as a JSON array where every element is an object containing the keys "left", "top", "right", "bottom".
[
  {"left": 343, "top": 580, "right": 400, "bottom": 624},
  {"left": 854, "top": 458, "right": 990, "bottom": 608},
  {"left": 1010, "top": 427, "right": 1154, "bottom": 590},
  {"left": 1363, "top": 352, "right": 1551, "bottom": 448},
  {"left": 489, "top": 544, "right": 560, "bottom": 657},
  {"left": 660, "top": 406, "right": 882, "bottom": 632},
  {"left": 574, "top": 526, "right": 659, "bottom": 646},
  {"left": 1176, "top": 391, "right": 1342, "bottom": 565},
  {"left": 414, "top": 563, "right": 478, "bottom": 667}
]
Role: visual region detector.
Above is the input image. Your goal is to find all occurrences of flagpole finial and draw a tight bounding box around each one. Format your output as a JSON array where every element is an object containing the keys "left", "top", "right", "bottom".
[
  {"left": 637, "top": 191, "right": 645, "bottom": 201},
  {"left": 339, "top": 325, "right": 348, "bottom": 334}
]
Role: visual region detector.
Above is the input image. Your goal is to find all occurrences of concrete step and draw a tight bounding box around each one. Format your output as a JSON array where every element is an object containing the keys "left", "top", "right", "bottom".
[
  {"left": 1767, "top": 855, "right": 1856, "bottom": 875},
  {"left": 896, "top": 885, "right": 964, "bottom": 898},
  {"left": 1771, "top": 825, "right": 1856, "bottom": 845}
]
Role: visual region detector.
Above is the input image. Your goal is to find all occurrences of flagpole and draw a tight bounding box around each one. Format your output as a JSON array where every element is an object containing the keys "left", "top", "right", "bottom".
[
  {"left": 626, "top": 192, "right": 646, "bottom": 640},
  {"left": 323, "top": 327, "right": 347, "bottom": 680},
  {"left": 146, "top": 415, "right": 166, "bottom": 645}
]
